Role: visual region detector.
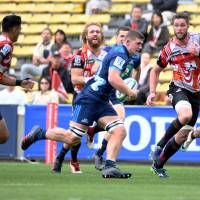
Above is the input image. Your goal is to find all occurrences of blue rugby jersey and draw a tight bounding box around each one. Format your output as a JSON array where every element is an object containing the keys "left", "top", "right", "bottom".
[{"left": 74, "top": 44, "right": 139, "bottom": 103}]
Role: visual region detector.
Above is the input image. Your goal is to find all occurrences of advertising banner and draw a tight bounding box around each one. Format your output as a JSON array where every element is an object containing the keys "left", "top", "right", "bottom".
[
  {"left": 24, "top": 105, "right": 200, "bottom": 162},
  {"left": 0, "top": 105, "right": 18, "bottom": 157}
]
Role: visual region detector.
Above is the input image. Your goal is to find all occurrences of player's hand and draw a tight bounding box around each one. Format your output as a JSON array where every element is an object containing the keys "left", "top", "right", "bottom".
[
  {"left": 146, "top": 92, "right": 156, "bottom": 105},
  {"left": 128, "top": 89, "right": 139, "bottom": 100},
  {"left": 21, "top": 78, "right": 35, "bottom": 90}
]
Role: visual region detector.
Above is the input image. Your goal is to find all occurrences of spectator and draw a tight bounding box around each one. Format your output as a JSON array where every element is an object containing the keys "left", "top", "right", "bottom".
[
  {"left": 31, "top": 76, "right": 59, "bottom": 105},
  {"left": 143, "top": 11, "right": 169, "bottom": 55},
  {"left": 51, "top": 29, "right": 68, "bottom": 53},
  {"left": 41, "top": 49, "right": 74, "bottom": 103},
  {"left": 124, "top": 4, "right": 148, "bottom": 39},
  {"left": 85, "top": 0, "right": 112, "bottom": 14},
  {"left": 21, "top": 27, "right": 53, "bottom": 79},
  {"left": 0, "top": 85, "right": 27, "bottom": 105},
  {"left": 59, "top": 42, "right": 73, "bottom": 70},
  {"left": 151, "top": 0, "right": 178, "bottom": 25},
  {"left": 134, "top": 52, "right": 152, "bottom": 105}
]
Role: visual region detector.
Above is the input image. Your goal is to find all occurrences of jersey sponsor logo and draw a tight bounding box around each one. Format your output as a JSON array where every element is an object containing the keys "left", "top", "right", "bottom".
[
  {"left": 74, "top": 55, "right": 81, "bottom": 65},
  {"left": 81, "top": 118, "right": 89, "bottom": 124},
  {"left": 0, "top": 44, "right": 11, "bottom": 56},
  {"left": 113, "top": 56, "right": 125, "bottom": 70},
  {"left": 86, "top": 59, "right": 95, "bottom": 64}
]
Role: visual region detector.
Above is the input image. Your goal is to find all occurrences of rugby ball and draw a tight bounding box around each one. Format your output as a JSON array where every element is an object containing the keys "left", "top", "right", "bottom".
[{"left": 116, "top": 78, "right": 138, "bottom": 102}]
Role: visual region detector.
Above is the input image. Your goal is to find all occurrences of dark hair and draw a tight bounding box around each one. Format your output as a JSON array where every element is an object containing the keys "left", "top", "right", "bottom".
[
  {"left": 172, "top": 12, "right": 190, "bottom": 25},
  {"left": 38, "top": 76, "right": 51, "bottom": 91},
  {"left": 132, "top": 4, "right": 142, "bottom": 10},
  {"left": 116, "top": 26, "right": 131, "bottom": 36},
  {"left": 81, "top": 22, "right": 104, "bottom": 44},
  {"left": 125, "top": 30, "right": 145, "bottom": 41},
  {"left": 2, "top": 14, "right": 21, "bottom": 32},
  {"left": 151, "top": 11, "right": 163, "bottom": 25},
  {"left": 54, "top": 29, "right": 67, "bottom": 43}
]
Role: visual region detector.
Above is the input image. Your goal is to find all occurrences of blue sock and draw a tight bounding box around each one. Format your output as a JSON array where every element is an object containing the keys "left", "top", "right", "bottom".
[
  {"left": 96, "top": 139, "right": 108, "bottom": 157},
  {"left": 105, "top": 160, "right": 116, "bottom": 168},
  {"left": 34, "top": 129, "right": 46, "bottom": 140}
]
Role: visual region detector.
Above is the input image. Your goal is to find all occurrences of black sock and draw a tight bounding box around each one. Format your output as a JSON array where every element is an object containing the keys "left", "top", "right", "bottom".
[
  {"left": 157, "top": 118, "right": 183, "bottom": 148},
  {"left": 155, "top": 137, "right": 181, "bottom": 168},
  {"left": 56, "top": 146, "right": 69, "bottom": 164},
  {"left": 71, "top": 143, "right": 81, "bottom": 162},
  {"left": 96, "top": 139, "right": 108, "bottom": 157}
]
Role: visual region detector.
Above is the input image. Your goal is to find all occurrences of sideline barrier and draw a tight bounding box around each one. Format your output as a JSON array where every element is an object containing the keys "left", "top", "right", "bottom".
[
  {"left": 24, "top": 105, "right": 200, "bottom": 162},
  {"left": 0, "top": 105, "right": 18, "bottom": 157}
]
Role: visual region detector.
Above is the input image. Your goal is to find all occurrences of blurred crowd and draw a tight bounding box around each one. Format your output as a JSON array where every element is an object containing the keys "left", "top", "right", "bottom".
[{"left": 0, "top": 0, "right": 181, "bottom": 106}]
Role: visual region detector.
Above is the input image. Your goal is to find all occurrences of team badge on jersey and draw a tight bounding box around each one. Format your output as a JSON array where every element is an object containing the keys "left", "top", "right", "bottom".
[
  {"left": 74, "top": 55, "right": 82, "bottom": 66},
  {"left": 113, "top": 56, "right": 125, "bottom": 70},
  {"left": 0, "top": 44, "right": 11, "bottom": 57},
  {"left": 184, "top": 61, "right": 197, "bottom": 71}
]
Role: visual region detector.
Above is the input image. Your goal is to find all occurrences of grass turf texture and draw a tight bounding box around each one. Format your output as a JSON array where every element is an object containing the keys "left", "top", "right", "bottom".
[{"left": 0, "top": 162, "right": 200, "bottom": 200}]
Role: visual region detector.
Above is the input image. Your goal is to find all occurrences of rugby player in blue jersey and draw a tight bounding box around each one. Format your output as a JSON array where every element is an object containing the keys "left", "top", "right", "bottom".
[
  {"left": 89, "top": 26, "right": 141, "bottom": 170},
  {"left": 21, "top": 30, "right": 144, "bottom": 178}
]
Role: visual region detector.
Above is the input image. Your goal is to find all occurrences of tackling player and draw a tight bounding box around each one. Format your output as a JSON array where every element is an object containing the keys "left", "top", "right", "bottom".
[
  {"left": 0, "top": 15, "right": 34, "bottom": 144},
  {"left": 51, "top": 22, "right": 104, "bottom": 173}
]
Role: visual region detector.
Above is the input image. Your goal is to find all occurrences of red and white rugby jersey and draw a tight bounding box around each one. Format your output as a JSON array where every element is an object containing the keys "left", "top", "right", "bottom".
[
  {"left": 157, "top": 32, "right": 200, "bottom": 92},
  {"left": 71, "top": 44, "right": 100, "bottom": 93},
  {"left": 0, "top": 34, "right": 13, "bottom": 77}
]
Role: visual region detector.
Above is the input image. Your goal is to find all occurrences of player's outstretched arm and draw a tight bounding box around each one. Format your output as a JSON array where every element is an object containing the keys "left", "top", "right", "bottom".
[{"left": 0, "top": 72, "right": 34, "bottom": 89}]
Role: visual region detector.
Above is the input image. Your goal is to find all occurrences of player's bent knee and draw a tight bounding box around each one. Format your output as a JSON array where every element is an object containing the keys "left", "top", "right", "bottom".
[
  {"left": 176, "top": 101, "right": 192, "bottom": 124},
  {"left": 105, "top": 119, "right": 124, "bottom": 134}
]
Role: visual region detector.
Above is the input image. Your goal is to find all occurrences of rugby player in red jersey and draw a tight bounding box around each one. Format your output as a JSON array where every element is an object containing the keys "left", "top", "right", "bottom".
[
  {"left": 0, "top": 15, "right": 34, "bottom": 144},
  {"left": 147, "top": 13, "right": 200, "bottom": 178},
  {"left": 52, "top": 22, "right": 104, "bottom": 173}
]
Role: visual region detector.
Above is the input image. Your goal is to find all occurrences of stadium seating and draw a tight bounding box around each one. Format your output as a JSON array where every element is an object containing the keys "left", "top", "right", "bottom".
[
  {"left": 159, "top": 71, "right": 173, "bottom": 83},
  {"left": 109, "top": 4, "right": 133, "bottom": 14},
  {"left": 22, "top": 24, "right": 48, "bottom": 34},
  {"left": 49, "top": 24, "right": 68, "bottom": 33},
  {"left": 49, "top": 14, "right": 71, "bottom": 24},
  {"left": 29, "top": 14, "right": 51, "bottom": 24},
  {"left": 177, "top": 4, "right": 199, "bottom": 13},
  {"left": 13, "top": 45, "right": 35, "bottom": 57},
  {"left": 65, "top": 24, "right": 85, "bottom": 35},
  {"left": 1, "top": 0, "right": 197, "bottom": 105}
]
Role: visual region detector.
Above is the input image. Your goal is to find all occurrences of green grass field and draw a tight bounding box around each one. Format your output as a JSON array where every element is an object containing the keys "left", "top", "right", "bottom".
[{"left": 0, "top": 162, "right": 200, "bottom": 200}]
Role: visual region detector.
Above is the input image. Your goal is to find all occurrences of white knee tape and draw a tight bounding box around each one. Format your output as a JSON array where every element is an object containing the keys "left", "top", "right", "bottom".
[
  {"left": 105, "top": 119, "right": 124, "bottom": 133},
  {"left": 181, "top": 125, "right": 194, "bottom": 131},
  {"left": 175, "top": 101, "right": 191, "bottom": 113},
  {"left": 70, "top": 125, "right": 86, "bottom": 137}
]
